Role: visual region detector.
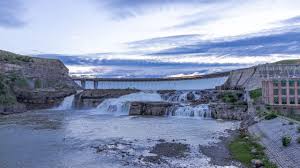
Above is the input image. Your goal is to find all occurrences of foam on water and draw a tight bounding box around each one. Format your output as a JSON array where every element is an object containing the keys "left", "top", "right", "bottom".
[
  {"left": 54, "top": 94, "right": 75, "bottom": 110},
  {"left": 96, "top": 91, "right": 162, "bottom": 115},
  {"left": 168, "top": 104, "right": 211, "bottom": 118}
]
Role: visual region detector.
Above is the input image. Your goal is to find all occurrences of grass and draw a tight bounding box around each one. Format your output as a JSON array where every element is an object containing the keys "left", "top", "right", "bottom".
[
  {"left": 0, "top": 73, "right": 29, "bottom": 106},
  {"left": 265, "top": 112, "right": 278, "bottom": 120},
  {"left": 250, "top": 88, "right": 262, "bottom": 101},
  {"left": 219, "top": 91, "right": 246, "bottom": 105},
  {"left": 0, "top": 50, "right": 34, "bottom": 64},
  {"left": 229, "top": 135, "right": 277, "bottom": 168},
  {"left": 275, "top": 59, "right": 300, "bottom": 64}
]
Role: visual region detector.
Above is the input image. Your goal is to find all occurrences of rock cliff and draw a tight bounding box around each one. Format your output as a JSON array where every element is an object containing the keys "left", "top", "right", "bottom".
[{"left": 0, "top": 50, "right": 79, "bottom": 114}]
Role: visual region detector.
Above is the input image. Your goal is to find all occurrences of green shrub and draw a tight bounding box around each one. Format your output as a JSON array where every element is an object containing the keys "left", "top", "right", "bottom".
[
  {"left": 0, "top": 79, "right": 16, "bottom": 105},
  {"left": 220, "top": 91, "right": 240, "bottom": 103},
  {"left": 282, "top": 136, "right": 292, "bottom": 147},
  {"left": 265, "top": 113, "right": 277, "bottom": 120},
  {"left": 250, "top": 88, "right": 262, "bottom": 101}
]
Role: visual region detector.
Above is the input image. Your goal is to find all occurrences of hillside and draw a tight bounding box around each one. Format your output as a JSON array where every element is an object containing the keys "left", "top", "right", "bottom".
[{"left": 274, "top": 59, "right": 300, "bottom": 64}]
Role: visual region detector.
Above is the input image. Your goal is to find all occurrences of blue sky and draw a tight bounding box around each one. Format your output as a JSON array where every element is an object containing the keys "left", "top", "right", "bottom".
[{"left": 1, "top": 0, "right": 300, "bottom": 77}]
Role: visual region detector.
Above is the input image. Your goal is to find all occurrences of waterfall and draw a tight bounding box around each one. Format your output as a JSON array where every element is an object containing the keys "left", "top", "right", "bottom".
[
  {"left": 167, "top": 104, "right": 211, "bottom": 119},
  {"left": 96, "top": 92, "right": 162, "bottom": 115},
  {"left": 54, "top": 95, "right": 75, "bottom": 110},
  {"left": 163, "top": 91, "right": 201, "bottom": 103}
]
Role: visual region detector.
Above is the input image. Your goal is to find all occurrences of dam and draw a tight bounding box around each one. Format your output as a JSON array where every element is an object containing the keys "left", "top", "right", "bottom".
[{"left": 73, "top": 76, "right": 228, "bottom": 90}]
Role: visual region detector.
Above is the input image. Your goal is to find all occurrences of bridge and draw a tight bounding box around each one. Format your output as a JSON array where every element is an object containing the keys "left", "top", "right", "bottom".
[{"left": 72, "top": 72, "right": 229, "bottom": 90}]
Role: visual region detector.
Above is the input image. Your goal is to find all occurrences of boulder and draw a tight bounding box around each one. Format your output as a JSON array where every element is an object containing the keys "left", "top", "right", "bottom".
[
  {"left": 0, "top": 103, "right": 26, "bottom": 115},
  {"left": 251, "top": 159, "right": 264, "bottom": 168},
  {"left": 129, "top": 102, "right": 173, "bottom": 116},
  {"left": 209, "top": 103, "right": 248, "bottom": 120}
]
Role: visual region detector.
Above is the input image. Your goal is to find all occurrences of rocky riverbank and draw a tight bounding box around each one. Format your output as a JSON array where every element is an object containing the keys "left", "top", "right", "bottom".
[{"left": 199, "top": 129, "right": 244, "bottom": 167}]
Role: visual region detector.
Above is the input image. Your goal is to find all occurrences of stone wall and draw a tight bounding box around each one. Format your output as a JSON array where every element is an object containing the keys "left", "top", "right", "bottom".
[{"left": 269, "top": 105, "right": 300, "bottom": 121}]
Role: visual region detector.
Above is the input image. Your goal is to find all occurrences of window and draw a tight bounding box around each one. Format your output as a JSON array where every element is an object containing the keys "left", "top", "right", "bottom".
[
  {"left": 274, "top": 89, "right": 279, "bottom": 95},
  {"left": 282, "top": 89, "right": 287, "bottom": 95},
  {"left": 290, "top": 97, "right": 295, "bottom": 104},
  {"left": 281, "top": 80, "right": 287, "bottom": 87},
  {"left": 274, "top": 97, "right": 279, "bottom": 104},
  {"left": 298, "top": 97, "right": 300, "bottom": 104},
  {"left": 298, "top": 89, "right": 300, "bottom": 95},
  {"left": 282, "top": 97, "right": 287, "bottom": 104},
  {"left": 297, "top": 80, "right": 300, "bottom": 87},
  {"left": 273, "top": 80, "right": 279, "bottom": 87},
  {"left": 290, "top": 88, "right": 295, "bottom": 95},
  {"left": 289, "top": 80, "right": 295, "bottom": 87}
]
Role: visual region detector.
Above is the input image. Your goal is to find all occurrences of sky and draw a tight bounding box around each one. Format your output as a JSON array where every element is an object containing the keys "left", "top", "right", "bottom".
[{"left": 1, "top": 0, "right": 300, "bottom": 77}]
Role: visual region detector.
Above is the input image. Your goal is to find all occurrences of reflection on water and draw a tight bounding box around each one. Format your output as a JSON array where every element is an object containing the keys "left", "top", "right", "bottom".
[{"left": 0, "top": 108, "right": 239, "bottom": 168}]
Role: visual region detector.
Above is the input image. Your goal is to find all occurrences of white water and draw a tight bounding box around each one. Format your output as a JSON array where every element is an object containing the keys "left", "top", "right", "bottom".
[
  {"left": 168, "top": 104, "right": 211, "bottom": 118},
  {"left": 96, "top": 92, "right": 162, "bottom": 115},
  {"left": 94, "top": 91, "right": 211, "bottom": 118},
  {"left": 54, "top": 95, "right": 75, "bottom": 110},
  {"left": 165, "top": 91, "right": 201, "bottom": 103}
]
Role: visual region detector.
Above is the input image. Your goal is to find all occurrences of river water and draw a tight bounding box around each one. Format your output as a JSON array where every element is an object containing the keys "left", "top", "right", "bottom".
[{"left": 0, "top": 91, "right": 239, "bottom": 168}]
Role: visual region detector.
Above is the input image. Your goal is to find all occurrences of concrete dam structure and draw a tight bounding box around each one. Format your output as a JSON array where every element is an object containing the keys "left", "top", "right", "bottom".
[
  {"left": 224, "top": 64, "right": 300, "bottom": 91},
  {"left": 73, "top": 76, "right": 228, "bottom": 90}
]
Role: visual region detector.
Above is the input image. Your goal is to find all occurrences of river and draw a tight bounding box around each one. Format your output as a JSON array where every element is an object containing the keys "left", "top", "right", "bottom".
[{"left": 0, "top": 90, "right": 240, "bottom": 168}]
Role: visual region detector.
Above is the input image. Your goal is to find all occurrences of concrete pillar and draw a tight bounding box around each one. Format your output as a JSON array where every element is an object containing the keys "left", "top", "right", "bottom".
[
  {"left": 81, "top": 80, "right": 86, "bottom": 89},
  {"left": 94, "top": 81, "right": 98, "bottom": 89}
]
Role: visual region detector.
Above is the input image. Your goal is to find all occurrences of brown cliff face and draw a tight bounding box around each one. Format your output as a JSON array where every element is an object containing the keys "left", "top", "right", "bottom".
[{"left": 0, "top": 50, "right": 79, "bottom": 114}]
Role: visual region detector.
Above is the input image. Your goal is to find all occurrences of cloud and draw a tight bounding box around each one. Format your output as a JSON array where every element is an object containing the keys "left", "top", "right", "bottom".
[
  {"left": 0, "top": 0, "right": 26, "bottom": 28},
  {"left": 126, "top": 34, "right": 202, "bottom": 52},
  {"left": 280, "top": 15, "right": 300, "bottom": 25},
  {"left": 94, "top": 0, "right": 229, "bottom": 20},
  {"left": 150, "top": 28, "right": 300, "bottom": 56}
]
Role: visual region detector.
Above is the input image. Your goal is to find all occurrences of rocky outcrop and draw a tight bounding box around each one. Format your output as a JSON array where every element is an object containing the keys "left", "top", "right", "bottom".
[
  {"left": 210, "top": 103, "right": 248, "bottom": 120},
  {"left": 129, "top": 102, "right": 173, "bottom": 116},
  {"left": 74, "top": 89, "right": 139, "bottom": 109},
  {"left": 0, "top": 50, "right": 79, "bottom": 114},
  {"left": 0, "top": 103, "right": 26, "bottom": 115},
  {"left": 15, "top": 88, "right": 75, "bottom": 110}
]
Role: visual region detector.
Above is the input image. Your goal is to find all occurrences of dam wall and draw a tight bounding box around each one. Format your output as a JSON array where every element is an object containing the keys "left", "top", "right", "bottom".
[{"left": 223, "top": 64, "right": 300, "bottom": 91}]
